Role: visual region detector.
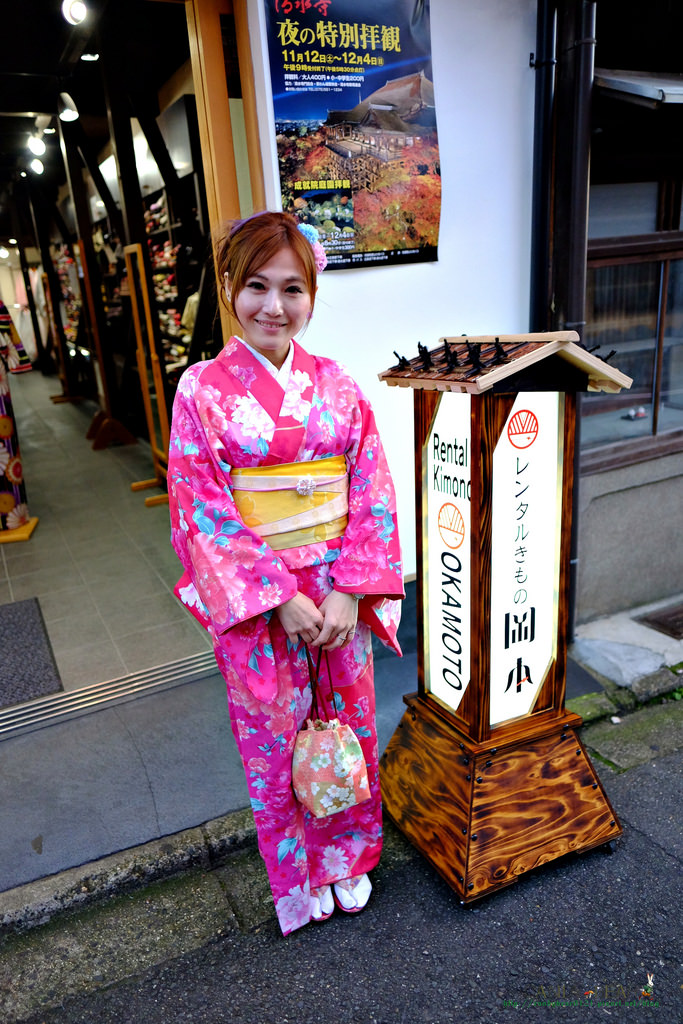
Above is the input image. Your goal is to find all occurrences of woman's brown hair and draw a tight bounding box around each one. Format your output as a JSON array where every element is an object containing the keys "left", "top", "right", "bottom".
[{"left": 215, "top": 211, "right": 317, "bottom": 318}]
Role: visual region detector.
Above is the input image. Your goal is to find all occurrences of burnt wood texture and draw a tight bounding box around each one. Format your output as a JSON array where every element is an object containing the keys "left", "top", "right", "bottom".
[
  {"left": 381, "top": 696, "right": 620, "bottom": 901},
  {"left": 380, "top": 375, "right": 622, "bottom": 902}
]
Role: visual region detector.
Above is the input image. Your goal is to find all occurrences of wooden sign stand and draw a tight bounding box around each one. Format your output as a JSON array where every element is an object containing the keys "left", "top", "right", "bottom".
[{"left": 379, "top": 334, "right": 630, "bottom": 902}]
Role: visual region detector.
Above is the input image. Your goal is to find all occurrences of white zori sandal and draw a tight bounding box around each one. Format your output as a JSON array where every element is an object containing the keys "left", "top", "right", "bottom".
[
  {"left": 333, "top": 873, "right": 372, "bottom": 913},
  {"left": 310, "top": 884, "right": 334, "bottom": 922}
]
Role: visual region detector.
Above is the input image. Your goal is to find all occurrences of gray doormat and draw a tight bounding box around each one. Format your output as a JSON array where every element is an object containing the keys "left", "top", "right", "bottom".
[
  {"left": 0, "top": 598, "right": 63, "bottom": 709},
  {"left": 636, "top": 601, "right": 683, "bottom": 640}
]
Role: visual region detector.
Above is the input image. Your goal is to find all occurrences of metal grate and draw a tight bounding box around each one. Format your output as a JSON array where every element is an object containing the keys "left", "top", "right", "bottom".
[{"left": 636, "top": 602, "right": 683, "bottom": 640}]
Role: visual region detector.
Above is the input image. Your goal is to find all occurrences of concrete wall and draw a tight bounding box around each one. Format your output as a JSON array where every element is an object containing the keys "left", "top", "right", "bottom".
[
  {"left": 576, "top": 453, "right": 683, "bottom": 621},
  {"left": 247, "top": 0, "right": 538, "bottom": 578}
]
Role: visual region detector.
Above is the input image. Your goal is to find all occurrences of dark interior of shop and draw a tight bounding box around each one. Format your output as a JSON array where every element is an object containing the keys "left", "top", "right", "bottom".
[
  {"left": 0, "top": 0, "right": 196, "bottom": 237},
  {"left": 0, "top": 1, "right": 223, "bottom": 705}
]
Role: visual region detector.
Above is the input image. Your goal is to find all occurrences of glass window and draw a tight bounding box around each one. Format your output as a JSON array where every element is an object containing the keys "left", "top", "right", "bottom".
[
  {"left": 582, "top": 257, "right": 683, "bottom": 447},
  {"left": 582, "top": 262, "right": 658, "bottom": 446},
  {"left": 588, "top": 182, "right": 658, "bottom": 239},
  {"left": 661, "top": 260, "right": 683, "bottom": 433}
]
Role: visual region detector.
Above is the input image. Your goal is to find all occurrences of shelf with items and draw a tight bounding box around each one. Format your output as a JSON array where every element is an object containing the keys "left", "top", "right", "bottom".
[
  {"left": 144, "top": 191, "right": 170, "bottom": 235},
  {"left": 143, "top": 180, "right": 203, "bottom": 382},
  {"left": 125, "top": 176, "right": 213, "bottom": 446}
]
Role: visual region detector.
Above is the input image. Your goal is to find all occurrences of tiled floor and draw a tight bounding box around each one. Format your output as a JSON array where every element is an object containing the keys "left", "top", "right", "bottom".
[{"left": 1, "top": 370, "right": 211, "bottom": 691}]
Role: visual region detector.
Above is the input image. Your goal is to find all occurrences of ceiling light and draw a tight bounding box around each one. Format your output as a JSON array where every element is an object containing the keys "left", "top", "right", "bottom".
[
  {"left": 80, "top": 53, "right": 99, "bottom": 62},
  {"left": 29, "top": 158, "right": 45, "bottom": 175},
  {"left": 20, "top": 171, "right": 27, "bottom": 178},
  {"left": 61, "top": 0, "right": 87, "bottom": 25},
  {"left": 8, "top": 238, "right": 17, "bottom": 245},
  {"left": 58, "top": 92, "right": 79, "bottom": 122},
  {"left": 28, "top": 135, "right": 47, "bottom": 156},
  {"left": 44, "top": 127, "right": 56, "bottom": 135},
  {"left": 0, "top": 247, "right": 9, "bottom": 259}
]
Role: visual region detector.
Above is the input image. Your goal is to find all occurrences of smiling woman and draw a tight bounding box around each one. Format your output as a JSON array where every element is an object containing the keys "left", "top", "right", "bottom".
[
  {"left": 228, "top": 248, "right": 312, "bottom": 369},
  {"left": 217, "top": 212, "right": 319, "bottom": 364},
  {"left": 167, "top": 210, "right": 404, "bottom": 935}
]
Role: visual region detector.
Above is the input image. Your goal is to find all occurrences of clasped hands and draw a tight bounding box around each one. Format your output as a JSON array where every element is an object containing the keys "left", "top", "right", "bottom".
[{"left": 275, "top": 590, "right": 358, "bottom": 651}]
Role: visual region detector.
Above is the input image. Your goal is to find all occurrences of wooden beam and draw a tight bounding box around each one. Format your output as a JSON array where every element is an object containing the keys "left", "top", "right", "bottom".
[
  {"left": 439, "top": 332, "right": 580, "bottom": 345},
  {"left": 185, "top": 0, "right": 250, "bottom": 340},
  {"left": 234, "top": 0, "right": 265, "bottom": 211},
  {"left": 58, "top": 119, "right": 114, "bottom": 417},
  {"left": 185, "top": 0, "right": 241, "bottom": 230}
]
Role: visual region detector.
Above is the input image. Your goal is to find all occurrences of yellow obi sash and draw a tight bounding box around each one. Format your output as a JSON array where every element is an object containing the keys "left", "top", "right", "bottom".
[{"left": 229, "top": 455, "right": 348, "bottom": 551}]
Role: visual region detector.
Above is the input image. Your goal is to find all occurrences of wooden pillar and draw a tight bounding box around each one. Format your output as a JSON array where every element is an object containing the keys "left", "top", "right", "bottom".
[
  {"left": 70, "top": 120, "right": 125, "bottom": 242},
  {"left": 185, "top": 0, "right": 264, "bottom": 339},
  {"left": 98, "top": 11, "right": 171, "bottom": 444},
  {"left": 59, "top": 119, "right": 136, "bottom": 448}
]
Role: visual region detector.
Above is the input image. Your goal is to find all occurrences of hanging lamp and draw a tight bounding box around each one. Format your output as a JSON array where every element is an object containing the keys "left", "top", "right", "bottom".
[
  {"left": 61, "top": 1, "right": 88, "bottom": 26},
  {"left": 58, "top": 92, "right": 80, "bottom": 122}
]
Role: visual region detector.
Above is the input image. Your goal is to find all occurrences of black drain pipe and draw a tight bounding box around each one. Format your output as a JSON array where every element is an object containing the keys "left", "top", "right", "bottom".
[
  {"left": 529, "top": 0, "right": 557, "bottom": 332},
  {"left": 560, "top": 1, "right": 596, "bottom": 640},
  {"left": 529, "top": 0, "right": 596, "bottom": 639}
]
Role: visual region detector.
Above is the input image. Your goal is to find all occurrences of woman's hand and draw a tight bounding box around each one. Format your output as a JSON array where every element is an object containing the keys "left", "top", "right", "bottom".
[
  {"left": 311, "top": 591, "right": 358, "bottom": 651},
  {"left": 275, "top": 592, "right": 324, "bottom": 645}
]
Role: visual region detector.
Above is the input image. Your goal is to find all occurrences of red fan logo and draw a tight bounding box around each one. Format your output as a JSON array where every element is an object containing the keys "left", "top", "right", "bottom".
[
  {"left": 507, "top": 409, "right": 538, "bottom": 449},
  {"left": 438, "top": 502, "right": 465, "bottom": 550}
]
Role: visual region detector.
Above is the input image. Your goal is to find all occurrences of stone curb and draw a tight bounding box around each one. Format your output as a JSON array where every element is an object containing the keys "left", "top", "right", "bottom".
[
  {"left": 0, "top": 808, "right": 257, "bottom": 938},
  {"left": 2, "top": 672, "right": 679, "bottom": 940},
  {"left": 568, "top": 665, "right": 680, "bottom": 718}
]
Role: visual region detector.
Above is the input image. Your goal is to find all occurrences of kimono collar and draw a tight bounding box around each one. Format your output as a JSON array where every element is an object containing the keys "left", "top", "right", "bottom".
[
  {"left": 236, "top": 336, "right": 294, "bottom": 390},
  {"left": 211, "top": 338, "right": 317, "bottom": 464}
]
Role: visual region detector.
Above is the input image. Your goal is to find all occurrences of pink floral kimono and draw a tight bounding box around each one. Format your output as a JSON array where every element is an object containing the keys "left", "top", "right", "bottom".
[{"left": 168, "top": 337, "right": 403, "bottom": 934}]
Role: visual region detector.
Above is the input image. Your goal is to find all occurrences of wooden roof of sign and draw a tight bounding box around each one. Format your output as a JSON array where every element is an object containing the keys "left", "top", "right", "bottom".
[{"left": 378, "top": 332, "right": 633, "bottom": 395}]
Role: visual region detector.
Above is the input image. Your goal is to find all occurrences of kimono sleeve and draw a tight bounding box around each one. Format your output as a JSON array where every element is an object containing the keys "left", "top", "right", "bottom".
[
  {"left": 167, "top": 373, "right": 298, "bottom": 635},
  {"left": 330, "top": 382, "right": 404, "bottom": 601}
]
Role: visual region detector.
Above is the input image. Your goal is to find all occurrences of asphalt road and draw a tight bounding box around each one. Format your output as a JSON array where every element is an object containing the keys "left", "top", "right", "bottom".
[{"left": 9, "top": 741, "right": 681, "bottom": 1024}]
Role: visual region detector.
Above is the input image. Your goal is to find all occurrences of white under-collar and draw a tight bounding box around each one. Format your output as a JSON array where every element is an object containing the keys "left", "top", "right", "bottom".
[{"left": 236, "top": 337, "right": 293, "bottom": 388}]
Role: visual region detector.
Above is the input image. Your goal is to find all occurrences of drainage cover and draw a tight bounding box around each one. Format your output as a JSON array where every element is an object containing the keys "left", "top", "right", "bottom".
[{"left": 636, "top": 602, "right": 683, "bottom": 640}]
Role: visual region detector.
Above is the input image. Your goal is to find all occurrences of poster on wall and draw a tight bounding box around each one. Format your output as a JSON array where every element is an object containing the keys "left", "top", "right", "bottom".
[{"left": 263, "top": 0, "right": 441, "bottom": 270}]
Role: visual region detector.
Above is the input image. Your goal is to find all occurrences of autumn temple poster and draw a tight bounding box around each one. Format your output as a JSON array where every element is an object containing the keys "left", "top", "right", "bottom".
[{"left": 263, "top": 0, "right": 441, "bottom": 269}]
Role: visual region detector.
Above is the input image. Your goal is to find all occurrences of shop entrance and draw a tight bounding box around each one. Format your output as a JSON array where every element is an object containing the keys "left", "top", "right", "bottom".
[{"left": 0, "top": 0, "right": 262, "bottom": 720}]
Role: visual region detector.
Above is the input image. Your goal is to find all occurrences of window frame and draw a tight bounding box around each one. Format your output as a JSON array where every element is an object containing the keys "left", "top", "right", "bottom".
[{"left": 580, "top": 227, "right": 683, "bottom": 474}]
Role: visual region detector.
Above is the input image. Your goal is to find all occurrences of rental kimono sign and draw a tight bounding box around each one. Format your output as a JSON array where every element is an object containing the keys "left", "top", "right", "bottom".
[
  {"left": 489, "top": 392, "right": 563, "bottom": 726},
  {"left": 378, "top": 334, "right": 632, "bottom": 905},
  {"left": 263, "top": 0, "right": 441, "bottom": 269},
  {"left": 424, "top": 392, "right": 472, "bottom": 714}
]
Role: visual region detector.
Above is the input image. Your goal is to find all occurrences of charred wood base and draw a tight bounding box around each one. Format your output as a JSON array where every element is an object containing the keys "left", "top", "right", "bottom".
[{"left": 380, "top": 693, "right": 622, "bottom": 902}]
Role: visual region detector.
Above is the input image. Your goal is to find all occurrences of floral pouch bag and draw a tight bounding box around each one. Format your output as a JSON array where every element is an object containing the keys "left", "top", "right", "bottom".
[{"left": 292, "top": 649, "right": 370, "bottom": 818}]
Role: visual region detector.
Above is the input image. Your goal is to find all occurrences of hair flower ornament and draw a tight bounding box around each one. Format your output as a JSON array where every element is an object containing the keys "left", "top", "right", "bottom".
[{"left": 297, "top": 222, "right": 328, "bottom": 272}]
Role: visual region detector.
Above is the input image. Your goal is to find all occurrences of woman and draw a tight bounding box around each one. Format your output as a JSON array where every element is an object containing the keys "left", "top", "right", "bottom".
[{"left": 168, "top": 212, "right": 403, "bottom": 935}]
